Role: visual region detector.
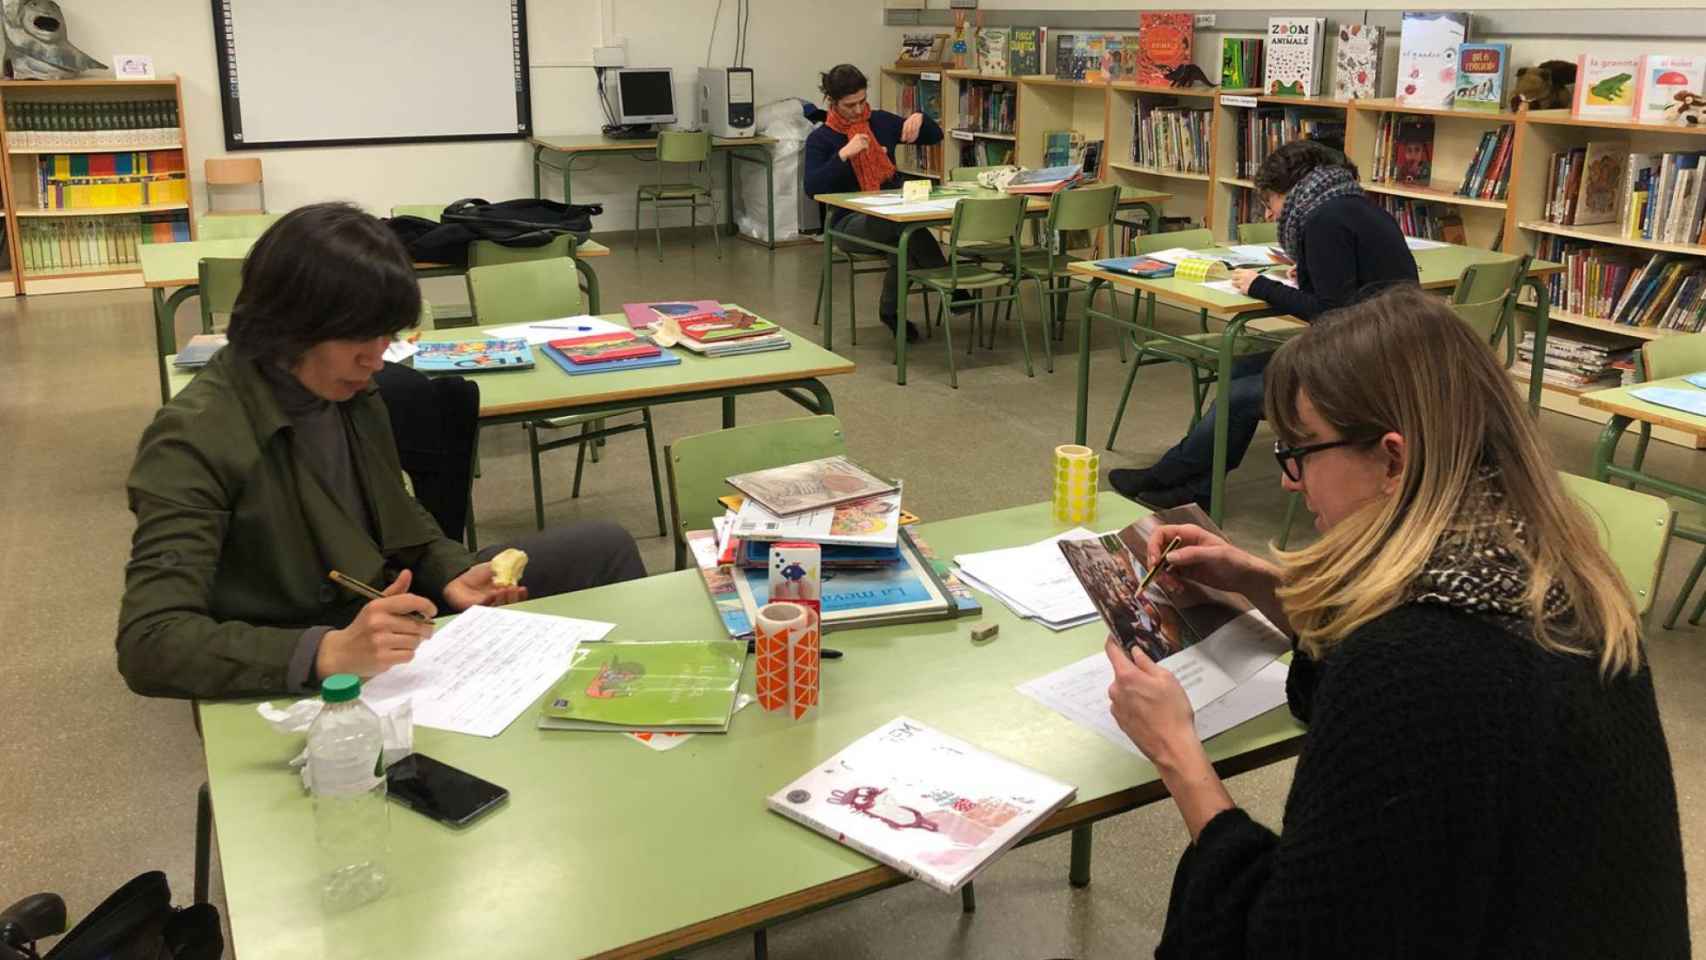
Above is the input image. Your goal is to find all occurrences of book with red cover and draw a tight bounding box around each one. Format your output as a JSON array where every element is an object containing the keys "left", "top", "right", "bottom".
[
  {"left": 678, "top": 307, "right": 780, "bottom": 343},
  {"left": 548, "top": 333, "right": 662, "bottom": 364},
  {"left": 1136, "top": 12, "right": 1194, "bottom": 86},
  {"left": 622, "top": 300, "right": 726, "bottom": 331}
]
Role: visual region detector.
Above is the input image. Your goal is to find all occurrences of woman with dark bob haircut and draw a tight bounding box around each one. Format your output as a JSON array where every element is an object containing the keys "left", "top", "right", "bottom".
[
  {"left": 1111, "top": 139, "right": 1420, "bottom": 512},
  {"left": 117, "top": 202, "right": 644, "bottom": 700}
]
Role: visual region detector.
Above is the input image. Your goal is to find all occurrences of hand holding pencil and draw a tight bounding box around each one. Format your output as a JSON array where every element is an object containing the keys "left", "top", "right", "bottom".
[{"left": 315, "top": 569, "right": 437, "bottom": 680}]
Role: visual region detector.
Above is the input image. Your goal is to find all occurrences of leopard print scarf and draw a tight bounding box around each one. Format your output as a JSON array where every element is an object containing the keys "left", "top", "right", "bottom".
[{"left": 1405, "top": 469, "right": 1573, "bottom": 636}]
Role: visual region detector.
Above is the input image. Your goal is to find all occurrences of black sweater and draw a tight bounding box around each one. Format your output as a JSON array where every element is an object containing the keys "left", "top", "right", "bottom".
[
  {"left": 1247, "top": 193, "right": 1418, "bottom": 321},
  {"left": 803, "top": 108, "right": 943, "bottom": 199},
  {"left": 1158, "top": 603, "right": 1689, "bottom": 960}
]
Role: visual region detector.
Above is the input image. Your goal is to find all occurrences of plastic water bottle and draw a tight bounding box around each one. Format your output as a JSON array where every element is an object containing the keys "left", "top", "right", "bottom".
[{"left": 306, "top": 674, "right": 390, "bottom": 908}]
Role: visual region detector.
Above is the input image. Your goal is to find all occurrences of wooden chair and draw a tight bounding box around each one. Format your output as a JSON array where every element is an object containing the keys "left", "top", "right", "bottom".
[
  {"left": 903, "top": 195, "right": 1029, "bottom": 388},
  {"left": 1618, "top": 333, "right": 1706, "bottom": 626},
  {"left": 664, "top": 415, "right": 846, "bottom": 570},
  {"left": 635, "top": 131, "right": 721, "bottom": 261},
  {"left": 203, "top": 156, "right": 265, "bottom": 214},
  {"left": 1236, "top": 221, "right": 1278, "bottom": 245},
  {"left": 1007, "top": 184, "right": 1121, "bottom": 373},
  {"left": 464, "top": 259, "right": 666, "bottom": 538},
  {"left": 196, "top": 213, "right": 281, "bottom": 240}
]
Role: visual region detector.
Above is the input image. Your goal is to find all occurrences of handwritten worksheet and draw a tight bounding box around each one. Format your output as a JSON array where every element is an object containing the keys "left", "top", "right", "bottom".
[{"left": 362, "top": 605, "right": 615, "bottom": 738}]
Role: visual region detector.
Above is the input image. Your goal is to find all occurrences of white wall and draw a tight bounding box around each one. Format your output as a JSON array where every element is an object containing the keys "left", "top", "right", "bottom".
[{"left": 53, "top": 0, "right": 895, "bottom": 227}]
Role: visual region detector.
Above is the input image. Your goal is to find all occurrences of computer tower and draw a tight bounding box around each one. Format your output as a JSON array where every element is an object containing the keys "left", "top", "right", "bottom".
[{"left": 697, "top": 67, "right": 755, "bottom": 138}]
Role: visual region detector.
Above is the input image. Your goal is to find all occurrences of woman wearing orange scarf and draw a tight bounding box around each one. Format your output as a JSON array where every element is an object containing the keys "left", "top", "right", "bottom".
[{"left": 804, "top": 63, "right": 963, "bottom": 342}]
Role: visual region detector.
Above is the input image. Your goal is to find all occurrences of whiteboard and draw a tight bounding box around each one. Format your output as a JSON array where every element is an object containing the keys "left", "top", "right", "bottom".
[{"left": 212, "top": 0, "right": 530, "bottom": 149}]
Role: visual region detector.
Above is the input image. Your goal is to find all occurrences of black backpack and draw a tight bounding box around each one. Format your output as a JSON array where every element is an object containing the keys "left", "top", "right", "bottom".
[
  {"left": 384, "top": 197, "right": 602, "bottom": 267},
  {"left": 1, "top": 872, "right": 221, "bottom": 960}
]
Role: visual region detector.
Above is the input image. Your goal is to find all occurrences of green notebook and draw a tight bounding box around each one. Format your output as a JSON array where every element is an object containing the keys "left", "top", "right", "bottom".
[{"left": 537, "top": 640, "right": 747, "bottom": 733}]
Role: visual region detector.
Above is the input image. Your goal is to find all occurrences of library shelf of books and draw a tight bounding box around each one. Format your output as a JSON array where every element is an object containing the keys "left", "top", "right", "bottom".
[
  {"left": 879, "top": 67, "right": 947, "bottom": 180},
  {"left": 0, "top": 75, "right": 194, "bottom": 296}
]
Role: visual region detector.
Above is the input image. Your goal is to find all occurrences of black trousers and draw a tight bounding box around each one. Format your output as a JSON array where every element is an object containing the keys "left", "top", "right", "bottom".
[
  {"left": 832, "top": 211, "right": 949, "bottom": 319},
  {"left": 477, "top": 520, "right": 646, "bottom": 597}
]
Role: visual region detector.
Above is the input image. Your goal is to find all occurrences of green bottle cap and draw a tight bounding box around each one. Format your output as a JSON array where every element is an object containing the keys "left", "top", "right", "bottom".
[{"left": 321, "top": 673, "right": 362, "bottom": 703}]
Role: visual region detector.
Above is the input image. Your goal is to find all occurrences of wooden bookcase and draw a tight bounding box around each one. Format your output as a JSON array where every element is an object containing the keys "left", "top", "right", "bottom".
[
  {"left": 942, "top": 70, "right": 1020, "bottom": 174},
  {"left": 1106, "top": 81, "right": 1219, "bottom": 231},
  {"left": 1014, "top": 77, "right": 1109, "bottom": 175},
  {"left": 1214, "top": 91, "right": 1351, "bottom": 239},
  {"left": 0, "top": 75, "right": 193, "bottom": 296},
  {"left": 1344, "top": 97, "right": 1516, "bottom": 250},
  {"left": 879, "top": 66, "right": 947, "bottom": 180}
]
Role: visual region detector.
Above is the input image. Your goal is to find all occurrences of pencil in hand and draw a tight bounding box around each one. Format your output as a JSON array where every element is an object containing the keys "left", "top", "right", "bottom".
[
  {"left": 328, "top": 570, "right": 431, "bottom": 622},
  {"left": 1136, "top": 536, "right": 1183, "bottom": 598}
]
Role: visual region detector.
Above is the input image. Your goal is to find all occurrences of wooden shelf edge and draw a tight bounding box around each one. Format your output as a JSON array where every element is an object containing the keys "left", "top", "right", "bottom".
[
  {"left": 1521, "top": 108, "right": 1706, "bottom": 137},
  {"left": 16, "top": 202, "right": 189, "bottom": 218},
  {"left": 0, "top": 75, "right": 178, "bottom": 88},
  {"left": 22, "top": 265, "right": 142, "bottom": 280},
  {"left": 1108, "top": 160, "right": 1210, "bottom": 182},
  {"left": 6, "top": 143, "right": 183, "bottom": 154},
  {"left": 1519, "top": 220, "right": 1706, "bottom": 258},
  {"left": 1363, "top": 181, "right": 1507, "bottom": 210},
  {"left": 1351, "top": 97, "right": 1518, "bottom": 121}
]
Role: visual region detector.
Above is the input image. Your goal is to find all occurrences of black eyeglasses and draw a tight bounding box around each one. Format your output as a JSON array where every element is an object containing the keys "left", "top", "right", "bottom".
[{"left": 1272, "top": 437, "right": 1378, "bottom": 482}]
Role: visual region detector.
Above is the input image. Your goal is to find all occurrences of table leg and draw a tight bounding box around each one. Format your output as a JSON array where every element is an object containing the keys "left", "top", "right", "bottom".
[
  {"left": 895, "top": 225, "right": 916, "bottom": 386},
  {"left": 1593, "top": 415, "right": 1633, "bottom": 482},
  {"left": 753, "top": 928, "right": 768, "bottom": 960},
  {"left": 822, "top": 223, "right": 837, "bottom": 352},
  {"left": 764, "top": 149, "right": 775, "bottom": 248},
  {"left": 1209, "top": 330, "right": 1235, "bottom": 526},
  {"left": 1074, "top": 279, "right": 1100, "bottom": 445},
  {"left": 961, "top": 881, "right": 977, "bottom": 913},
  {"left": 723, "top": 396, "right": 737, "bottom": 429},
  {"left": 575, "top": 259, "right": 601, "bottom": 314},
  {"left": 1069, "top": 824, "right": 1093, "bottom": 887},
  {"left": 725, "top": 148, "right": 735, "bottom": 238},
  {"left": 1521, "top": 277, "right": 1549, "bottom": 413},
  {"left": 532, "top": 144, "right": 544, "bottom": 199}
]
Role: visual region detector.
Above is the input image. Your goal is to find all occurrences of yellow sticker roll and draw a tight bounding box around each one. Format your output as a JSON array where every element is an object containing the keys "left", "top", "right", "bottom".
[
  {"left": 1174, "top": 257, "right": 1231, "bottom": 283},
  {"left": 1052, "top": 444, "right": 1098, "bottom": 525}
]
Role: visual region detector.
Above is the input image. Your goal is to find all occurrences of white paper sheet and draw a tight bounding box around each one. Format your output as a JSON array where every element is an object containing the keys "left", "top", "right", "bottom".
[
  {"left": 482, "top": 316, "right": 630, "bottom": 345},
  {"left": 1201, "top": 271, "right": 1298, "bottom": 296},
  {"left": 1405, "top": 237, "right": 1450, "bottom": 251},
  {"left": 870, "top": 198, "right": 962, "bottom": 216},
  {"left": 361, "top": 605, "right": 616, "bottom": 738},
  {"left": 1222, "top": 243, "right": 1287, "bottom": 264},
  {"left": 954, "top": 529, "right": 1103, "bottom": 627},
  {"left": 847, "top": 193, "right": 906, "bottom": 207},
  {"left": 1017, "top": 650, "right": 1290, "bottom": 748},
  {"left": 1137, "top": 246, "right": 1203, "bottom": 266},
  {"left": 383, "top": 340, "right": 419, "bottom": 363}
]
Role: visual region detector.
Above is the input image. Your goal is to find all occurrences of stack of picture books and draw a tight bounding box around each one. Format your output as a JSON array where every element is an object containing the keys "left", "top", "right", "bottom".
[
  {"left": 1619, "top": 152, "right": 1706, "bottom": 246},
  {"left": 1456, "top": 124, "right": 1515, "bottom": 201},
  {"left": 1516, "top": 328, "right": 1641, "bottom": 391},
  {"left": 657, "top": 305, "right": 790, "bottom": 358},
  {"left": 537, "top": 328, "right": 680, "bottom": 376},
  {"left": 1004, "top": 164, "right": 1083, "bottom": 195},
  {"left": 701, "top": 457, "right": 963, "bottom": 632}
]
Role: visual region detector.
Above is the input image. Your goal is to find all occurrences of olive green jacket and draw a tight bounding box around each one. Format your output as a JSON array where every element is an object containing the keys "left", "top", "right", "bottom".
[{"left": 118, "top": 347, "right": 476, "bottom": 699}]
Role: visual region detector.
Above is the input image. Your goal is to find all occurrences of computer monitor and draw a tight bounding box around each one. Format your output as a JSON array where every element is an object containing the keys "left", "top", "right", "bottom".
[{"left": 615, "top": 68, "right": 676, "bottom": 126}]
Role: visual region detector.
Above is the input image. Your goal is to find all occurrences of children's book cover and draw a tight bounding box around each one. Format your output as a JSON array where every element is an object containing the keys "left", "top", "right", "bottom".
[
  {"left": 767, "top": 716, "right": 1076, "bottom": 893},
  {"left": 1395, "top": 11, "right": 1469, "bottom": 108},
  {"left": 1633, "top": 55, "right": 1706, "bottom": 121},
  {"left": 621, "top": 299, "right": 724, "bottom": 331},
  {"left": 1265, "top": 17, "right": 1323, "bottom": 97},
  {"left": 732, "top": 531, "right": 951, "bottom": 629},
  {"left": 538, "top": 640, "right": 746, "bottom": 732},
  {"left": 977, "top": 27, "right": 1010, "bottom": 76},
  {"left": 726, "top": 455, "right": 899, "bottom": 516},
  {"left": 1392, "top": 117, "right": 1436, "bottom": 185},
  {"left": 1573, "top": 55, "right": 1640, "bottom": 119},
  {"left": 413, "top": 338, "right": 534, "bottom": 373},
  {"left": 1333, "top": 23, "right": 1383, "bottom": 100},
  {"left": 1007, "top": 27, "right": 1042, "bottom": 76},
  {"left": 1452, "top": 43, "right": 1509, "bottom": 111},
  {"left": 1137, "top": 13, "right": 1194, "bottom": 87}
]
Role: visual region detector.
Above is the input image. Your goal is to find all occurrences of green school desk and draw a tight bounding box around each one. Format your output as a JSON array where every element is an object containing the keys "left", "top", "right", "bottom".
[
  {"left": 198, "top": 493, "right": 1305, "bottom": 960},
  {"left": 1585, "top": 377, "right": 1706, "bottom": 502},
  {"left": 1065, "top": 248, "right": 1564, "bottom": 524},
  {"left": 530, "top": 134, "right": 780, "bottom": 248},
  {"left": 139, "top": 237, "right": 612, "bottom": 403},
  {"left": 168, "top": 306, "right": 852, "bottom": 430},
  {"left": 815, "top": 185, "right": 1172, "bottom": 385}
]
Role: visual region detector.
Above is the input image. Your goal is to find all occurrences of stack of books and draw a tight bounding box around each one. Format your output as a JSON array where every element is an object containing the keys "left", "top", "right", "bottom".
[
  {"left": 897, "top": 78, "right": 943, "bottom": 173},
  {"left": 1232, "top": 106, "right": 1346, "bottom": 179},
  {"left": 538, "top": 329, "right": 681, "bottom": 375},
  {"left": 697, "top": 457, "right": 964, "bottom": 633},
  {"left": 663, "top": 305, "right": 790, "bottom": 358},
  {"left": 414, "top": 338, "right": 536, "bottom": 373},
  {"left": 1621, "top": 151, "right": 1706, "bottom": 246},
  {"left": 1005, "top": 164, "right": 1082, "bottom": 195},
  {"left": 1516, "top": 328, "right": 1640, "bottom": 391},
  {"left": 3, "top": 99, "right": 181, "bottom": 149},
  {"left": 1456, "top": 124, "right": 1514, "bottom": 201},
  {"left": 1132, "top": 104, "right": 1211, "bottom": 175},
  {"left": 955, "top": 80, "right": 1015, "bottom": 135},
  {"left": 1536, "top": 235, "right": 1706, "bottom": 331}
]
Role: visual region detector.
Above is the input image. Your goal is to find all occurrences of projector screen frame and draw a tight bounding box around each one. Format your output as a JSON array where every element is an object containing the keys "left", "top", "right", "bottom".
[{"left": 210, "top": 0, "right": 533, "bottom": 151}]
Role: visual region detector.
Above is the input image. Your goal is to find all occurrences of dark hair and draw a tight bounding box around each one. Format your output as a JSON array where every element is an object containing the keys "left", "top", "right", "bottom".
[
  {"left": 819, "top": 64, "right": 868, "bottom": 102},
  {"left": 225, "top": 202, "right": 421, "bottom": 365},
  {"left": 1253, "top": 139, "right": 1359, "bottom": 196}
]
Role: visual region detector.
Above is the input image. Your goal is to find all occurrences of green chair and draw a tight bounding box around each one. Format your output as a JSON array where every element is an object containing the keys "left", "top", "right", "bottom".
[
  {"left": 195, "top": 257, "right": 245, "bottom": 334},
  {"left": 1560, "top": 472, "right": 1673, "bottom": 620},
  {"left": 635, "top": 131, "right": 721, "bottom": 261},
  {"left": 391, "top": 204, "right": 446, "bottom": 222},
  {"left": 902, "top": 195, "right": 1029, "bottom": 388},
  {"left": 196, "top": 213, "right": 282, "bottom": 240},
  {"left": 1451, "top": 253, "right": 1532, "bottom": 370},
  {"left": 946, "top": 165, "right": 1036, "bottom": 260},
  {"left": 812, "top": 242, "right": 887, "bottom": 347},
  {"left": 1007, "top": 184, "right": 1122, "bottom": 374},
  {"left": 464, "top": 259, "right": 666, "bottom": 538},
  {"left": 1618, "top": 333, "right": 1706, "bottom": 626},
  {"left": 1236, "top": 221, "right": 1278, "bottom": 245},
  {"left": 664, "top": 415, "right": 847, "bottom": 570},
  {"left": 468, "top": 234, "right": 577, "bottom": 266}
]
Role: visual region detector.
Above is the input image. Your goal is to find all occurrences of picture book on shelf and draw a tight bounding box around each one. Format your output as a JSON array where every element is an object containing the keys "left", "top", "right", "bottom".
[
  {"left": 1392, "top": 116, "right": 1436, "bottom": 185},
  {"left": 1634, "top": 55, "right": 1706, "bottom": 121},
  {"left": 413, "top": 338, "right": 534, "bottom": 373},
  {"left": 1119, "top": 33, "right": 1141, "bottom": 81},
  {"left": 1265, "top": 17, "right": 1325, "bottom": 97},
  {"left": 1084, "top": 35, "right": 1109, "bottom": 83},
  {"left": 1574, "top": 142, "right": 1628, "bottom": 227},
  {"left": 1333, "top": 23, "right": 1383, "bottom": 100},
  {"left": 1137, "top": 13, "right": 1194, "bottom": 86},
  {"left": 1453, "top": 43, "right": 1509, "bottom": 111},
  {"left": 1222, "top": 37, "right": 1264, "bottom": 90},
  {"left": 948, "top": 17, "right": 974, "bottom": 70},
  {"left": 726, "top": 455, "right": 899, "bottom": 517},
  {"left": 1008, "top": 26, "right": 1043, "bottom": 76},
  {"left": 537, "top": 640, "right": 746, "bottom": 733},
  {"left": 767, "top": 717, "right": 1076, "bottom": 894},
  {"left": 897, "top": 33, "right": 946, "bottom": 67},
  {"left": 1574, "top": 55, "right": 1640, "bottom": 120},
  {"left": 1052, "top": 32, "right": 1076, "bottom": 79},
  {"left": 1395, "top": 11, "right": 1470, "bottom": 108},
  {"left": 977, "top": 27, "right": 1010, "bottom": 76}
]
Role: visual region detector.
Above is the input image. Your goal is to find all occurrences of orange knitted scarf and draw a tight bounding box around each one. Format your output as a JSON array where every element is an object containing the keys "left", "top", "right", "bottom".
[{"left": 824, "top": 103, "right": 896, "bottom": 193}]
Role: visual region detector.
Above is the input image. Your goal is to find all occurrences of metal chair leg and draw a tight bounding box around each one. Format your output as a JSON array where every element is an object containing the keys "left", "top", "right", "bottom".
[
  {"left": 195, "top": 781, "right": 212, "bottom": 905},
  {"left": 1069, "top": 824, "right": 1092, "bottom": 887},
  {"left": 571, "top": 422, "right": 590, "bottom": 498},
  {"left": 1664, "top": 543, "right": 1706, "bottom": 628},
  {"left": 1013, "top": 289, "right": 1034, "bottom": 378},
  {"left": 961, "top": 881, "right": 977, "bottom": 913},
  {"left": 642, "top": 410, "right": 667, "bottom": 538},
  {"left": 1106, "top": 339, "right": 1147, "bottom": 450},
  {"left": 939, "top": 296, "right": 958, "bottom": 389},
  {"left": 689, "top": 203, "right": 697, "bottom": 249},
  {"left": 633, "top": 190, "right": 642, "bottom": 254},
  {"left": 754, "top": 928, "right": 769, "bottom": 960}
]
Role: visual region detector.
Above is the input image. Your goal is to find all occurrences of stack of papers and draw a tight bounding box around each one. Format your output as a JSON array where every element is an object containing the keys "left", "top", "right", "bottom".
[{"left": 951, "top": 530, "right": 1102, "bottom": 630}]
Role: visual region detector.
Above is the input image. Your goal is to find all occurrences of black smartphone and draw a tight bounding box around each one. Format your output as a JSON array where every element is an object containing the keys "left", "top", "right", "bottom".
[{"left": 384, "top": 753, "right": 508, "bottom": 827}]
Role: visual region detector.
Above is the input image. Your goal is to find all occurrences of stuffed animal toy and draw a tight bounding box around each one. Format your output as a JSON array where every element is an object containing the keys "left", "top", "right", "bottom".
[
  {"left": 1666, "top": 90, "right": 1706, "bottom": 125},
  {"left": 1509, "top": 59, "right": 1577, "bottom": 111},
  {"left": 1165, "top": 63, "right": 1216, "bottom": 88}
]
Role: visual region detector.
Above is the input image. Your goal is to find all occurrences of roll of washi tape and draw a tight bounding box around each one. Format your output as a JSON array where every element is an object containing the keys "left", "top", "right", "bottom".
[
  {"left": 755, "top": 602, "right": 810, "bottom": 715},
  {"left": 1174, "top": 257, "right": 1230, "bottom": 283},
  {"left": 767, "top": 542, "right": 823, "bottom": 720},
  {"left": 1053, "top": 443, "right": 1099, "bottom": 525}
]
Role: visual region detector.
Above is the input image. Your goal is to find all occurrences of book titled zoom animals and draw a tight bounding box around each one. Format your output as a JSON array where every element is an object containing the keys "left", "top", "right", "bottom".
[
  {"left": 537, "top": 640, "right": 746, "bottom": 733},
  {"left": 413, "top": 338, "right": 534, "bottom": 373},
  {"left": 767, "top": 716, "right": 1076, "bottom": 894}
]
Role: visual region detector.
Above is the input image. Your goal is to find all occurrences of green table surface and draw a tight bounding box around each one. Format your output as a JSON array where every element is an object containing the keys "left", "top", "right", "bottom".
[
  {"left": 1067, "top": 246, "right": 1564, "bottom": 318},
  {"left": 169, "top": 308, "right": 855, "bottom": 423},
  {"left": 817, "top": 183, "right": 1171, "bottom": 221},
  {"left": 139, "top": 238, "right": 611, "bottom": 287},
  {"left": 1581, "top": 376, "right": 1706, "bottom": 438},
  {"left": 531, "top": 134, "right": 777, "bottom": 152},
  {"left": 201, "top": 494, "right": 1305, "bottom": 960}
]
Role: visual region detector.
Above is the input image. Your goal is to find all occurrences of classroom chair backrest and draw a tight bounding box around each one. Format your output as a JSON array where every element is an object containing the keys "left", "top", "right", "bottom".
[
  {"left": 1450, "top": 253, "right": 1529, "bottom": 364},
  {"left": 1641, "top": 331, "right": 1706, "bottom": 381},
  {"left": 467, "top": 234, "right": 576, "bottom": 267},
  {"left": 390, "top": 204, "right": 445, "bottom": 222},
  {"left": 1134, "top": 227, "right": 1213, "bottom": 256},
  {"left": 1236, "top": 221, "right": 1278, "bottom": 244},
  {"left": 1561, "top": 472, "right": 1674, "bottom": 618},
  {"left": 948, "top": 195, "right": 1026, "bottom": 248},
  {"left": 465, "top": 258, "right": 581, "bottom": 326},
  {"left": 196, "top": 257, "right": 245, "bottom": 334},
  {"left": 204, "top": 156, "right": 265, "bottom": 214},
  {"left": 1046, "top": 183, "right": 1121, "bottom": 235},
  {"left": 657, "top": 130, "right": 711, "bottom": 165},
  {"left": 664, "top": 415, "right": 847, "bottom": 568},
  {"left": 196, "top": 212, "right": 281, "bottom": 240}
]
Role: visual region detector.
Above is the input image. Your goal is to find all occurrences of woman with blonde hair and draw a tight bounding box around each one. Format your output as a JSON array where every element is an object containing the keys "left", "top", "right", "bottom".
[{"left": 1106, "top": 285, "right": 1687, "bottom": 957}]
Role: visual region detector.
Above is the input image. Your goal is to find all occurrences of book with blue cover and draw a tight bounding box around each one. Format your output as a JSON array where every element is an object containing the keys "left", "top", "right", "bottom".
[
  {"left": 540, "top": 344, "right": 683, "bottom": 376},
  {"left": 414, "top": 338, "right": 534, "bottom": 373},
  {"left": 730, "top": 530, "right": 954, "bottom": 631},
  {"left": 1093, "top": 256, "right": 1176, "bottom": 278},
  {"left": 738, "top": 538, "right": 902, "bottom": 569}
]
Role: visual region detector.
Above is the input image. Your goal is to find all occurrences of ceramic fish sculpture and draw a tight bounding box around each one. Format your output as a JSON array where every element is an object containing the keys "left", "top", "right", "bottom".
[{"left": 4, "top": 0, "right": 105, "bottom": 79}]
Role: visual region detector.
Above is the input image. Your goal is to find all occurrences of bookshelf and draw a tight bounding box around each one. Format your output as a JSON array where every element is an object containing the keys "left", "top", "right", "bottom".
[
  {"left": 879, "top": 67, "right": 946, "bottom": 180},
  {"left": 0, "top": 75, "right": 193, "bottom": 296},
  {"left": 1014, "top": 76, "right": 1109, "bottom": 176},
  {"left": 1216, "top": 90, "right": 1350, "bottom": 239},
  {"left": 1107, "top": 82, "right": 1218, "bottom": 230},
  {"left": 1345, "top": 98, "right": 1516, "bottom": 249},
  {"left": 943, "top": 70, "right": 1020, "bottom": 174}
]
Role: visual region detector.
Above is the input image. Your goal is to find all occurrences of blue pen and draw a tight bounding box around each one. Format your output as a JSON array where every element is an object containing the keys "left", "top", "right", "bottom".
[{"left": 535, "top": 323, "right": 594, "bottom": 331}]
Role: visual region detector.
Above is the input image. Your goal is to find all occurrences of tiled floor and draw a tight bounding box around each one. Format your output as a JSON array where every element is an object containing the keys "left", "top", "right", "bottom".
[{"left": 2, "top": 232, "right": 1700, "bottom": 956}]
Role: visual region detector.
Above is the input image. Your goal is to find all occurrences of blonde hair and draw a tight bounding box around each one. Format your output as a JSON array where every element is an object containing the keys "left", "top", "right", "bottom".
[{"left": 1264, "top": 285, "right": 1641, "bottom": 676}]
